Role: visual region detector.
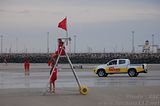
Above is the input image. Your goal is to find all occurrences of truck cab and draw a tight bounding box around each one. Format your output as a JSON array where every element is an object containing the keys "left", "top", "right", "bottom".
[{"left": 94, "top": 59, "right": 147, "bottom": 77}]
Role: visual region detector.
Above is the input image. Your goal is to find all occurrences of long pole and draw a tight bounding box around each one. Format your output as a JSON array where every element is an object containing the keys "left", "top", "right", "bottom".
[
  {"left": 152, "top": 34, "right": 154, "bottom": 53},
  {"left": 16, "top": 37, "right": 18, "bottom": 53},
  {"left": 131, "top": 31, "right": 135, "bottom": 53},
  {"left": 65, "top": 17, "right": 71, "bottom": 53},
  {"left": 66, "top": 17, "right": 68, "bottom": 45},
  {"left": 74, "top": 35, "right": 76, "bottom": 53},
  {"left": 47, "top": 32, "right": 49, "bottom": 53},
  {"left": 49, "top": 45, "right": 64, "bottom": 81},
  {"left": 0, "top": 35, "right": 3, "bottom": 53},
  {"left": 69, "top": 37, "right": 71, "bottom": 53},
  {"left": 43, "top": 44, "right": 64, "bottom": 96},
  {"left": 65, "top": 51, "right": 81, "bottom": 88}
]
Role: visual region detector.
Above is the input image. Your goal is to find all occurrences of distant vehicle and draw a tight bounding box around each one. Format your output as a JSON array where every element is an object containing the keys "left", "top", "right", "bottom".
[{"left": 94, "top": 59, "right": 147, "bottom": 77}]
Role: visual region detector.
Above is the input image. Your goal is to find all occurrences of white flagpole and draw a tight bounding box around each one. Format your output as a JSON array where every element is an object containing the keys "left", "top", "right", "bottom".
[
  {"left": 66, "top": 17, "right": 68, "bottom": 45},
  {"left": 65, "top": 17, "right": 71, "bottom": 53}
]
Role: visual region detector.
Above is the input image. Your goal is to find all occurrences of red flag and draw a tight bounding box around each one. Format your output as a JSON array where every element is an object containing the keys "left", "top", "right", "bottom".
[{"left": 58, "top": 18, "right": 67, "bottom": 31}]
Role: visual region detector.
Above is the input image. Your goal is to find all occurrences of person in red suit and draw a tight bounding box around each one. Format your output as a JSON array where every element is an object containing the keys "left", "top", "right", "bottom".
[
  {"left": 48, "top": 38, "right": 65, "bottom": 66},
  {"left": 49, "top": 61, "right": 58, "bottom": 93},
  {"left": 48, "top": 38, "right": 65, "bottom": 93},
  {"left": 24, "top": 59, "right": 30, "bottom": 76}
]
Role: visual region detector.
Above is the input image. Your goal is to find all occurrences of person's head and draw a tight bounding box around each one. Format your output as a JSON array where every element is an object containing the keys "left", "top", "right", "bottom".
[
  {"left": 58, "top": 38, "right": 62, "bottom": 43},
  {"left": 58, "top": 38, "right": 64, "bottom": 46}
]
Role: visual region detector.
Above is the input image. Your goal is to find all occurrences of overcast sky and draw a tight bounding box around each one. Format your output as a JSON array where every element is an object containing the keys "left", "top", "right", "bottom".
[{"left": 0, "top": 0, "right": 160, "bottom": 53}]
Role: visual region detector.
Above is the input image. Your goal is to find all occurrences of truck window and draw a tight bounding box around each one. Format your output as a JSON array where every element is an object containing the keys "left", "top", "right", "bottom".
[
  {"left": 119, "top": 60, "right": 125, "bottom": 64},
  {"left": 109, "top": 60, "right": 117, "bottom": 65}
]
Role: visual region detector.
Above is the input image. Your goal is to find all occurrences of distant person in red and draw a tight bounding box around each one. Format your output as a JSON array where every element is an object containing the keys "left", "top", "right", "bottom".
[
  {"left": 24, "top": 59, "right": 30, "bottom": 76},
  {"left": 49, "top": 61, "right": 58, "bottom": 93},
  {"left": 48, "top": 38, "right": 65, "bottom": 66}
]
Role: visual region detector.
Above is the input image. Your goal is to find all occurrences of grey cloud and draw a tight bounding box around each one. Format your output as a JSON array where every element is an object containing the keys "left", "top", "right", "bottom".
[
  {"left": 0, "top": 9, "right": 10, "bottom": 13},
  {"left": 0, "top": 9, "right": 30, "bottom": 14},
  {"left": 17, "top": 10, "right": 30, "bottom": 14},
  {"left": 51, "top": 11, "right": 65, "bottom": 15}
]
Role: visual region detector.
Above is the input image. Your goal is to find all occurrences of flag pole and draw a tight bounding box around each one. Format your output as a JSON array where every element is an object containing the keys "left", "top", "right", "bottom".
[
  {"left": 65, "top": 17, "right": 71, "bottom": 53},
  {"left": 66, "top": 29, "right": 69, "bottom": 46},
  {"left": 58, "top": 17, "right": 70, "bottom": 51},
  {"left": 66, "top": 17, "right": 69, "bottom": 45}
]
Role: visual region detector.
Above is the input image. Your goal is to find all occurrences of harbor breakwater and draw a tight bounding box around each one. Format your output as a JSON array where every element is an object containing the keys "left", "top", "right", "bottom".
[{"left": 0, "top": 53, "right": 160, "bottom": 64}]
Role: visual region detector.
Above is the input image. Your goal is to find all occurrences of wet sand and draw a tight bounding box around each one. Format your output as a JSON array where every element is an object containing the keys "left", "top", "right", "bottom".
[
  {"left": 0, "top": 86, "right": 160, "bottom": 106},
  {"left": 0, "top": 63, "right": 160, "bottom": 106}
]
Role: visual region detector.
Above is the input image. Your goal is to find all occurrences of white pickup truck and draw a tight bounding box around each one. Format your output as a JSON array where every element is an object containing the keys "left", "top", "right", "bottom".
[{"left": 94, "top": 59, "right": 147, "bottom": 77}]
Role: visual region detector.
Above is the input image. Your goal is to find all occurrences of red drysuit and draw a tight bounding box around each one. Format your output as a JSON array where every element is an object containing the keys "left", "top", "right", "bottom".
[{"left": 48, "top": 39, "right": 65, "bottom": 66}]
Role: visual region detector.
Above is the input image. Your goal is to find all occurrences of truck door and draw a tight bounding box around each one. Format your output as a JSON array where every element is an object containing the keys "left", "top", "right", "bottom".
[
  {"left": 107, "top": 60, "right": 120, "bottom": 73},
  {"left": 118, "top": 59, "right": 128, "bottom": 72}
]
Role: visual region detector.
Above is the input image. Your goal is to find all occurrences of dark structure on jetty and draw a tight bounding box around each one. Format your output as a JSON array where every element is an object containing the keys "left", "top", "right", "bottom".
[{"left": 0, "top": 53, "right": 160, "bottom": 64}]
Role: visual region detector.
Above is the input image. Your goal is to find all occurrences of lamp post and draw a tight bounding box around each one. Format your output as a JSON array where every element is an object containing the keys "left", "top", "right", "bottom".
[
  {"left": 131, "top": 31, "right": 135, "bottom": 53},
  {"left": 74, "top": 35, "right": 76, "bottom": 53},
  {"left": 152, "top": 34, "right": 154, "bottom": 53},
  {"left": 0, "top": 35, "right": 3, "bottom": 53},
  {"left": 47, "top": 32, "right": 49, "bottom": 53}
]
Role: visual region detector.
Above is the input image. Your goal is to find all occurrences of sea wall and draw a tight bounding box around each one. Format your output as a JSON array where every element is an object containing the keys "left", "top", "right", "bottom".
[{"left": 0, "top": 53, "right": 160, "bottom": 64}]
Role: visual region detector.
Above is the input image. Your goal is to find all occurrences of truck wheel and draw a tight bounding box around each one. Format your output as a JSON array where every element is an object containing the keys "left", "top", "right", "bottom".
[
  {"left": 128, "top": 69, "right": 138, "bottom": 77},
  {"left": 98, "top": 70, "right": 107, "bottom": 77}
]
